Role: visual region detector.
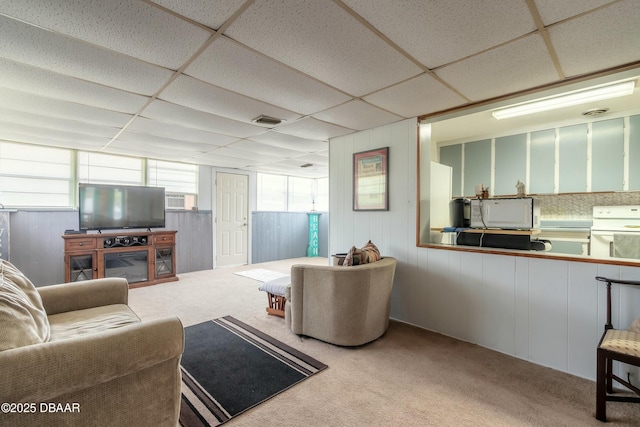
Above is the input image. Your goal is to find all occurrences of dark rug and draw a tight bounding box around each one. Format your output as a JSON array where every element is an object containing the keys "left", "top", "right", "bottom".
[{"left": 179, "top": 316, "right": 328, "bottom": 427}]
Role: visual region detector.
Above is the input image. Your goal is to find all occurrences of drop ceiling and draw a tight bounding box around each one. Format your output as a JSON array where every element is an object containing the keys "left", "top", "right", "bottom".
[{"left": 0, "top": 0, "right": 639, "bottom": 178}]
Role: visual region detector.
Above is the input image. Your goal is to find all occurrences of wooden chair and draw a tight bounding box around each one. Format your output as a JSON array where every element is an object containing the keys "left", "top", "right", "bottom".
[{"left": 595, "top": 276, "right": 640, "bottom": 422}]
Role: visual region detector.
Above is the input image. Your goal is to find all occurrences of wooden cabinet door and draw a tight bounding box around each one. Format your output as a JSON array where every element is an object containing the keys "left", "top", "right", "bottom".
[
  {"left": 65, "top": 252, "right": 96, "bottom": 282},
  {"left": 592, "top": 118, "right": 624, "bottom": 191}
]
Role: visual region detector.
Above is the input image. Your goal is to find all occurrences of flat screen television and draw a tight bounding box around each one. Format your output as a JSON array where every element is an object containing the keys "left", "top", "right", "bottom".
[{"left": 78, "top": 184, "right": 166, "bottom": 231}]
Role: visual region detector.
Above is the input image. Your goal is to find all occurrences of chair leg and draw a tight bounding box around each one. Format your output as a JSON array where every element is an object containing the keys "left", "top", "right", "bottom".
[
  {"left": 596, "top": 350, "right": 607, "bottom": 422},
  {"left": 606, "top": 358, "right": 613, "bottom": 394}
]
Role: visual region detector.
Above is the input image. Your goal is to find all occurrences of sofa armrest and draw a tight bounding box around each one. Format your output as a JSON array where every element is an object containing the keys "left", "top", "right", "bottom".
[
  {"left": 0, "top": 316, "right": 184, "bottom": 403},
  {"left": 38, "top": 278, "right": 129, "bottom": 315}
]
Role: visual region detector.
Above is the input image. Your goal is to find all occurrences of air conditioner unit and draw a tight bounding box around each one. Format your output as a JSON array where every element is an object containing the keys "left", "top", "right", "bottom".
[{"left": 165, "top": 193, "right": 186, "bottom": 210}]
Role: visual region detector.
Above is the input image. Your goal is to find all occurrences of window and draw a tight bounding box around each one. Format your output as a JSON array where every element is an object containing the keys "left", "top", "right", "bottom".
[
  {"left": 148, "top": 160, "right": 198, "bottom": 210},
  {"left": 288, "top": 177, "right": 314, "bottom": 212},
  {"left": 314, "top": 177, "right": 329, "bottom": 211},
  {"left": 147, "top": 160, "right": 197, "bottom": 194},
  {"left": 257, "top": 173, "right": 328, "bottom": 212},
  {"left": 0, "top": 142, "right": 72, "bottom": 207},
  {"left": 78, "top": 152, "right": 143, "bottom": 185},
  {"left": 257, "top": 174, "right": 287, "bottom": 211}
]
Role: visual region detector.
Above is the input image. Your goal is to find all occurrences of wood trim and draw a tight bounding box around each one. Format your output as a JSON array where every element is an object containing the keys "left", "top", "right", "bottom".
[{"left": 419, "top": 242, "right": 640, "bottom": 267}]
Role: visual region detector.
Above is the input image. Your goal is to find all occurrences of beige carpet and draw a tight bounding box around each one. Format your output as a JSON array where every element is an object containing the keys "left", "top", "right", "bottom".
[{"left": 128, "top": 257, "right": 640, "bottom": 426}]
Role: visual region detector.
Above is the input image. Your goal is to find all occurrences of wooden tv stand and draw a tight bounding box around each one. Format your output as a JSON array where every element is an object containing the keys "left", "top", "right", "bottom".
[{"left": 63, "top": 230, "right": 178, "bottom": 288}]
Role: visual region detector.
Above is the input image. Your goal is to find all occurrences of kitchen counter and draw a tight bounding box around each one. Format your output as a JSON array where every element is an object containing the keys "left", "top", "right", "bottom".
[
  {"left": 421, "top": 241, "right": 640, "bottom": 267},
  {"left": 538, "top": 220, "right": 591, "bottom": 256}
]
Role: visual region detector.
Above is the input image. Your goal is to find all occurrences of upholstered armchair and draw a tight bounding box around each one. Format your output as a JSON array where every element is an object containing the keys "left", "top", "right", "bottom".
[
  {"left": 0, "top": 260, "right": 184, "bottom": 427},
  {"left": 285, "top": 257, "right": 396, "bottom": 346}
]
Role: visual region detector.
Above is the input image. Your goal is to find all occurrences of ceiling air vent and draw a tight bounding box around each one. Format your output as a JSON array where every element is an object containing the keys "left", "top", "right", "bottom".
[
  {"left": 252, "top": 115, "right": 284, "bottom": 126},
  {"left": 581, "top": 108, "right": 610, "bottom": 117}
]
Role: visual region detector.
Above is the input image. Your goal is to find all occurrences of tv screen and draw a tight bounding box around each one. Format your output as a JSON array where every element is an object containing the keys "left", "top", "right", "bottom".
[{"left": 79, "top": 184, "right": 166, "bottom": 231}]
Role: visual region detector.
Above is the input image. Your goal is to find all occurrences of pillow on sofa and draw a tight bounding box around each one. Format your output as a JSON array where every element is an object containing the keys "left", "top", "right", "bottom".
[
  {"left": 0, "top": 260, "right": 51, "bottom": 351},
  {"left": 343, "top": 240, "right": 381, "bottom": 266}
]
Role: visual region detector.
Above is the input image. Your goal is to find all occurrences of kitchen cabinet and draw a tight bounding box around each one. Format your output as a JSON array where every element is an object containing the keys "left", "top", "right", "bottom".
[
  {"left": 558, "top": 124, "right": 587, "bottom": 192},
  {"left": 440, "top": 144, "right": 462, "bottom": 197},
  {"left": 630, "top": 114, "right": 640, "bottom": 190},
  {"left": 494, "top": 133, "right": 526, "bottom": 195},
  {"left": 529, "top": 129, "right": 556, "bottom": 194},
  {"left": 438, "top": 113, "right": 638, "bottom": 196},
  {"left": 463, "top": 139, "right": 491, "bottom": 197},
  {"left": 592, "top": 118, "right": 624, "bottom": 191}
]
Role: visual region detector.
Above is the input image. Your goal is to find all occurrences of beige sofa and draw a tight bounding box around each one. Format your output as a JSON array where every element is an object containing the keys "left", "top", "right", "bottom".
[
  {"left": 285, "top": 257, "right": 397, "bottom": 346},
  {"left": 0, "top": 260, "right": 183, "bottom": 427}
]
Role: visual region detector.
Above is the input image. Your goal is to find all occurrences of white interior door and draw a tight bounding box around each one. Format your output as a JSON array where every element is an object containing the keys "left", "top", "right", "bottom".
[{"left": 216, "top": 172, "right": 248, "bottom": 267}]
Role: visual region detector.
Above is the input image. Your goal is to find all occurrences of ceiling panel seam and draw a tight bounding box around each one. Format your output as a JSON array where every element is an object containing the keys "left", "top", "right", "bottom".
[{"left": 525, "top": 0, "right": 564, "bottom": 80}]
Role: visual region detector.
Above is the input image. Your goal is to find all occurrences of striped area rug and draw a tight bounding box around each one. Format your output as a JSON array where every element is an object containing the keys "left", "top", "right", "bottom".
[{"left": 179, "top": 316, "right": 327, "bottom": 427}]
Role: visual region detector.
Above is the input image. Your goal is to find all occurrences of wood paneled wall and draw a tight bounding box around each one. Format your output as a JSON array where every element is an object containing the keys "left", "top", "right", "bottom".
[
  {"left": 251, "top": 211, "right": 328, "bottom": 263},
  {"left": 8, "top": 210, "right": 213, "bottom": 286},
  {"left": 329, "top": 117, "right": 640, "bottom": 381}
]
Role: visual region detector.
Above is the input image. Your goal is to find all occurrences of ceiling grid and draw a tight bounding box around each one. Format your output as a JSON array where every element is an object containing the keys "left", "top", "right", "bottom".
[{"left": 0, "top": 0, "right": 637, "bottom": 178}]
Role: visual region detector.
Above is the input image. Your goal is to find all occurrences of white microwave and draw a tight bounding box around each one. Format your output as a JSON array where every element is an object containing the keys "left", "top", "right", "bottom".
[{"left": 470, "top": 197, "right": 540, "bottom": 230}]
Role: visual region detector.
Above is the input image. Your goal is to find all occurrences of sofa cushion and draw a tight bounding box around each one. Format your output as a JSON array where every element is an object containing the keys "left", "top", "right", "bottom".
[
  {"left": 48, "top": 304, "right": 140, "bottom": 342},
  {"left": 343, "top": 240, "right": 381, "bottom": 266},
  {"left": 0, "top": 260, "right": 51, "bottom": 351}
]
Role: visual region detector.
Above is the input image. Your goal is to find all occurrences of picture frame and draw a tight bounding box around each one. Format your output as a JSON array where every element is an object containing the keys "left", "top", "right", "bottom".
[{"left": 353, "top": 147, "right": 389, "bottom": 211}]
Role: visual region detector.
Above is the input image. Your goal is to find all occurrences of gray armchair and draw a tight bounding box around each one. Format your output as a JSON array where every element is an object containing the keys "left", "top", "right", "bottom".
[
  {"left": 0, "top": 260, "right": 183, "bottom": 427},
  {"left": 285, "top": 257, "right": 396, "bottom": 346}
]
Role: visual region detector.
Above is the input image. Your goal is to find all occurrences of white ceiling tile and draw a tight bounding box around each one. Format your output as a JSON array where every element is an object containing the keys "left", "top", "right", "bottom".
[
  {"left": 533, "top": 0, "right": 616, "bottom": 25},
  {"left": 188, "top": 150, "right": 253, "bottom": 168},
  {"left": 343, "top": 0, "right": 535, "bottom": 68},
  {"left": 259, "top": 157, "right": 329, "bottom": 175},
  {"left": 0, "top": 88, "right": 133, "bottom": 127},
  {"left": 104, "top": 144, "right": 190, "bottom": 162},
  {"left": 185, "top": 37, "right": 351, "bottom": 115},
  {"left": 0, "top": 134, "right": 108, "bottom": 152},
  {"left": 0, "top": 15, "right": 173, "bottom": 96},
  {"left": 0, "top": 108, "right": 119, "bottom": 138},
  {"left": 312, "top": 100, "right": 402, "bottom": 131},
  {"left": 275, "top": 117, "right": 354, "bottom": 141},
  {"left": 246, "top": 162, "right": 327, "bottom": 178},
  {"left": 0, "top": 0, "right": 211, "bottom": 69},
  {"left": 115, "top": 131, "right": 222, "bottom": 153},
  {"left": 142, "top": 100, "right": 266, "bottom": 138},
  {"left": 224, "top": 0, "right": 422, "bottom": 96},
  {"left": 364, "top": 74, "right": 467, "bottom": 117},
  {"left": 159, "top": 75, "right": 302, "bottom": 124},
  {"left": 548, "top": 0, "right": 640, "bottom": 78},
  {"left": 435, "top": 34, "right": 558, "bottom": 102},
  {"left": 150, "top": 0, "right": 248, "bottom": 30},
  {"left": 210, "top": 147, "right": 281, "bottom": 163},
  {"left": 291, "top": 152, "right": 329, "bottom": 166},
  {"left": 226, "top": 140, "right": 303, "bottom": 158},
  {"left": 127, "top": 117, "right": 236, "bottom": 147},
  {"left": 0, "top": 58, "right": 149, "bottom": 113},
  {"left": 0, "top": 121, "right": 112, "bottom": 146},
  {"left": 248, "top": 131, "right": 328, "bottom": 152}
]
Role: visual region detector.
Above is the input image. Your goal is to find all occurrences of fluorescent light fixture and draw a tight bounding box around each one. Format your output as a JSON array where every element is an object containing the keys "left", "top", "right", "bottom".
[{"left": 491, "top": 80, "right": 635, "bottom": 120}]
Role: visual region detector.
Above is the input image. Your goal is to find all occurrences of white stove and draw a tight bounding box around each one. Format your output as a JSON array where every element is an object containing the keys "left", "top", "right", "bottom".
[{"left": 590, "top": 205, "right": 640, "bottom": 259}]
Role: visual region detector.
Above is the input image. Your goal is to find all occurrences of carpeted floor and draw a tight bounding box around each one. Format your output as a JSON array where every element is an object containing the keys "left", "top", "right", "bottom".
[{"left": 128, "top": 257, "right": 640, "bottom": 426}]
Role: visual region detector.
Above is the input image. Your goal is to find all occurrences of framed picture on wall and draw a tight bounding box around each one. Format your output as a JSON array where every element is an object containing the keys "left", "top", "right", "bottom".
[{"left": 353, "top": 147, "right": 389, "bottom": 211}]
